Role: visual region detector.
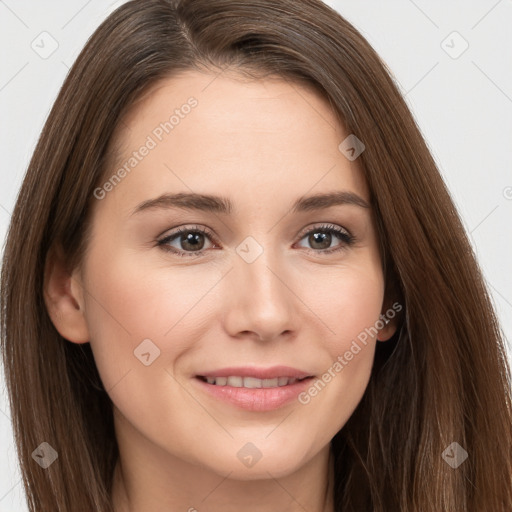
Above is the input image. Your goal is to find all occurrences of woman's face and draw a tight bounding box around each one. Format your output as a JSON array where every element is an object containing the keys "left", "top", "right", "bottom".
[{"left": 69, "top": 70, "right": 393, "bottom": 480}]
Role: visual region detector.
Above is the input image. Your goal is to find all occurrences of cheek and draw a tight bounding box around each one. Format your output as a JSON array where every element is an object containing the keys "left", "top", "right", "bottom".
[
  {"left": 309, "top": 258, "right": 385, "bottom": 351},
  {"left": 80, "top": 249, "right": 222, "bottom": 457},
  {"left": 296, "top": 264, "right": 384, "bottom": 428},
  {"left": 80, "top": 246, "right": 218, "bottom": 388}
]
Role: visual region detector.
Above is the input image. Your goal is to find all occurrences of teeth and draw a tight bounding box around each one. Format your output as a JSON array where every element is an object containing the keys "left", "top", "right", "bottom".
[
  {"left": 203, "top": 376, "right": 302, "bottom": 387},
  {"left": 227, "top": 376, "right": 243, "bottom": 387},
  {"left": 278, "top": 376, "right": 289, "bottom": 386},
  {"left": 244, "top": 377, "right": 262, "bottom": 388},
  {"left": 262, "top": 378, "right": 278, "bottom": 388},
  {"left": 214, "top": 376, "right": 227, "bottom": 386}
]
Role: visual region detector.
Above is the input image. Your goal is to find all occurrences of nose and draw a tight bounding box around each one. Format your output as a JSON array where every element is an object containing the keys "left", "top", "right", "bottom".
[{"left": 222, "top": 245, "right": 297, "bottom": 342}]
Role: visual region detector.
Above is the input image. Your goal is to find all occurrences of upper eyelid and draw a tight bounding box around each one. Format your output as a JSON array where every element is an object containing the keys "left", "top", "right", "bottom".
[
  {"left": 296, "top": 223, "right": 351, "bottom": 238},
  {"left": 160, "top": 225, "right": 219, "bottom": 243}
]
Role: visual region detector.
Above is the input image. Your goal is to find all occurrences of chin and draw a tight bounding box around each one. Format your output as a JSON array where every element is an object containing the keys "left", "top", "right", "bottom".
[{"left": 198, "top": 444, "right": 310, "bottom": 481}]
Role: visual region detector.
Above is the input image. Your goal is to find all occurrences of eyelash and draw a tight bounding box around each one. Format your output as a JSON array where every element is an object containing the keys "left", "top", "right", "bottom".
[{"left": 156, "top": 223, "right": 356, "bottom": 258}]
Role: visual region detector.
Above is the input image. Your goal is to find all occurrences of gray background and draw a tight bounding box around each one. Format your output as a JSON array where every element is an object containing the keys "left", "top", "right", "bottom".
[{"left": 1, "top": 1, "right": 511, "bottom": 509}]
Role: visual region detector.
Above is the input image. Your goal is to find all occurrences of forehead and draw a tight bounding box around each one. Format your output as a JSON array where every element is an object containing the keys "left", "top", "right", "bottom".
[
  {"left": 99, "top": 69, "right": 369, "bottom": 216},
  {"left": 121, "top": 68, "right": 332, "bottom": 127}
]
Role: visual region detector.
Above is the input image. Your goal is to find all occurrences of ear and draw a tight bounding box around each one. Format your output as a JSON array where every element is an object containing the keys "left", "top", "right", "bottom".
[
  {"left": 376, "top": 300, "right": 401, "bottom": 342},
  {"left": 376, "top": 314, "right": 397, "bottom": 342},
  {"left": 43, "top": 244, "right": 90, "bottom": 344},
  {"left": 377, "top": 266, "right": 403, "bottom": 342}
]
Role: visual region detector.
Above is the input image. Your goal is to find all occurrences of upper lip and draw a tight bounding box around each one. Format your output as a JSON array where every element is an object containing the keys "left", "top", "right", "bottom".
[{"left": 196, "top": 365, "right": 314, "bottom": 380}]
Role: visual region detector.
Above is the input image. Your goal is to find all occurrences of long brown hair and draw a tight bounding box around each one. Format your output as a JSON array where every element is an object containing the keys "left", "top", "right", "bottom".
[{"left": 1, "top": 1, "right": 511, "bottom": 510}]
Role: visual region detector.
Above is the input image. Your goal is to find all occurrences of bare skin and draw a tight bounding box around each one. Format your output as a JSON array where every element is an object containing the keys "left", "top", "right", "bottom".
[{"left": 44, "top": 68, "right": 396, "bottom": 512}]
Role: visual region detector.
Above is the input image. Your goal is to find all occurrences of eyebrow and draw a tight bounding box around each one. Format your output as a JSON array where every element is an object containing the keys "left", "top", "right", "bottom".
[{"left": 130, "top": 190, "right": 370, "bottom": 217}]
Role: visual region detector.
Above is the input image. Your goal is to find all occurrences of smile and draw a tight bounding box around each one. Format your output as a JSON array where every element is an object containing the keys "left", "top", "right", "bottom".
[{"left": 197, "top": 375, "right": 310, "bottom": 388}]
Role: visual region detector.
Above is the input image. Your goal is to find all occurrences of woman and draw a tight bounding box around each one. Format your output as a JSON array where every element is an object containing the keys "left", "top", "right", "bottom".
[{"left": 1, "top": 0, "right": 511, "bottom": 510}]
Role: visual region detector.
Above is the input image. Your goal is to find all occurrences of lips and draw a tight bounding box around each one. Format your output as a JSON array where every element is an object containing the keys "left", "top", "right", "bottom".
[
  {"left": 197, "top": 375, "right": 308, "bottom": 388},
  {"left": 194, "top": 371, "right": 315, "bottom": 412}
]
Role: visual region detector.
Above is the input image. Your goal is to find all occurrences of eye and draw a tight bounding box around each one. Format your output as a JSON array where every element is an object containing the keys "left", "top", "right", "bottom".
[
  {"left": 157, "top": 225, "right": 218, "bottom": 257},
  {"left": 157, "top": 223, "right": 355, "bottom": 258},
  {"left": 295, "top": 223, "right": 355, "bottom": 255}
]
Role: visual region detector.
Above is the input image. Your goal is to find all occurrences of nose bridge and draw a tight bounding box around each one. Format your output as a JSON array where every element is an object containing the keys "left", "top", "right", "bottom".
[
  {"left": 245, "top": 252, "right": 283, "bottom": 298},
  {"left": 237, "top": 236, "right": 289, "bottom": 304},
  {"left": 225, "top": 234, "right": 295, "bottom": 340}
]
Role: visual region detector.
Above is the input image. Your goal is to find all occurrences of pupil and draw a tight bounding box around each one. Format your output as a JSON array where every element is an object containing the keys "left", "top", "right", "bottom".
[
  {"left": 182, "top": 232, "right": 204, "bottom": 251},
  {"left": 311, "top": 231, "right": 331, "bottom": 249}
]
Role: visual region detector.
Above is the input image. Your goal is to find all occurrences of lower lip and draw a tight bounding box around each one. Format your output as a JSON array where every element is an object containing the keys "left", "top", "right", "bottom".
[{"left": 194, "top": 377, "right": 315, "bottom": 412}]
